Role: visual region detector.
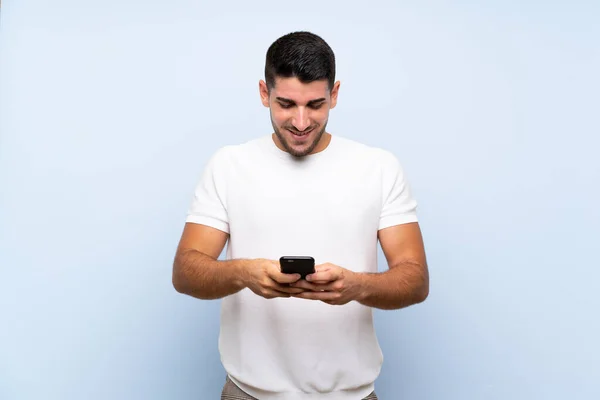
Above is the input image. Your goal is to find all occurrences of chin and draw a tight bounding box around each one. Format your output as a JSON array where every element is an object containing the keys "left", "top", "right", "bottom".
[{"left": 274, "top": 126, "right": 323, "bottom": 157}]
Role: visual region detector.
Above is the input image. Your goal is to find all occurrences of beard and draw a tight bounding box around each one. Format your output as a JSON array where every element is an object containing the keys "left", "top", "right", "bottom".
[{"left": 271, "top": 117, "right": 328, "bottom": 158}]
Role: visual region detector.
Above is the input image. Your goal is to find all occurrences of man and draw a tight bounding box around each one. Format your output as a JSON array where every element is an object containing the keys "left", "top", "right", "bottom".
[{"left": 172, "top": 31, "right": 429, "bottom": 400}]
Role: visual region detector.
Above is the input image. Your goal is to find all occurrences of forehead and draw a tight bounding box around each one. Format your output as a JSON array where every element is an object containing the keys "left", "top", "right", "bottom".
[{"left": 271, "top": 77, "right": 329, "bottom": 102}]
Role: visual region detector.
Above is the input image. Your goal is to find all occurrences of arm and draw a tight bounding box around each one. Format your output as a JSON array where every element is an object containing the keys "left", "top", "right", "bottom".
[
  {"left": 173, "top": 223, "right": 304, "bottom": 300},
  {"left": 355, "top": 222, "right": 429, "bottom": 309},
  {"left": 292, "top": 222, "right": 429, "bottom": 310},
  {"left": 172, "top": 222, "right": 245, "bottom": 299}
]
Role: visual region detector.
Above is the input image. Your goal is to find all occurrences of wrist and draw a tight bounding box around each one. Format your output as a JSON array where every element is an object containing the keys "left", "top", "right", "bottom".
[
  {"left": 349, "top": 271, "right": 368, "bottom": 303},
  {"left": 234, "top": 259, "right": 253, "bottom": 290}
]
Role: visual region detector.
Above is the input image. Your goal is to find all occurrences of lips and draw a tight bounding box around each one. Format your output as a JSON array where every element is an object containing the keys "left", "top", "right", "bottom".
[{"left": 288, "top": 128, "right": 314, "bottom": 141}]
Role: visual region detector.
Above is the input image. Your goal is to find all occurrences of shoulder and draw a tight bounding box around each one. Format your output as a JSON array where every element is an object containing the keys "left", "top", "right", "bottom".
[
  {"left": 332, "top": 135, "right": 400, "bottom": 166},
  {"left": 207, "top": 136, "right": 266, "bottom": 165},
  {"left": 203, "top": 145, "right": 236, "bottom": 172}
]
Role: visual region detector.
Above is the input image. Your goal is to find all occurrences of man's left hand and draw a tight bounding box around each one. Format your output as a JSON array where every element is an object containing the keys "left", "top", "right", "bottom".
[{"left": 290, "top": 263, "right": 364, "bottom": 305}]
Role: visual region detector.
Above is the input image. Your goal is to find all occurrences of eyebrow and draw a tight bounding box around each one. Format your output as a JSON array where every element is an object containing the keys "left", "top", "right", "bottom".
[{"left": 275, "top": 97, "right": 327, "bottom": 106}]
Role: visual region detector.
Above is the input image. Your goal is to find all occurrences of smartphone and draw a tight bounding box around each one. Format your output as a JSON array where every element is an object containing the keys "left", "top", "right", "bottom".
[{"left": 279, "top": 256, "right": 315, "bottom": 279}]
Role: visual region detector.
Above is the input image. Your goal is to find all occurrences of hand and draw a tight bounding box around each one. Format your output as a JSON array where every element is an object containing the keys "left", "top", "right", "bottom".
[
  {"left": 290, "top": 263, "right": 363, "bottom": 305},
  {"left": 242, "top": 259, "right": 306, "bottom": 299}
]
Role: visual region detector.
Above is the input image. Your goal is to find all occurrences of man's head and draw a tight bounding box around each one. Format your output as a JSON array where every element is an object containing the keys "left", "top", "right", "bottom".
[{"left": 259, "top": 31, "right": 340, "bottom": 157}]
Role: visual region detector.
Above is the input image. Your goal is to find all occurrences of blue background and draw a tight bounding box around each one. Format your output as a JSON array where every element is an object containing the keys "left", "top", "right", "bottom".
[{"left": 1, "top": 1, "right": 599, "bottom": 399}]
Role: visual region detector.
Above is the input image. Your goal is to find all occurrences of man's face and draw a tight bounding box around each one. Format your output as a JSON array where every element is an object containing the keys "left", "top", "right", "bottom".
[{"left": 260, "top": 77, "right": 340, "bottom": 157}]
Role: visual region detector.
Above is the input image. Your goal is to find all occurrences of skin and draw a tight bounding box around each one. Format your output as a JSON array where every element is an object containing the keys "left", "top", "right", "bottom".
[
  {"left": 290, "top": 222, "right": 429, "bottom": 309},
  {"left": 259, "top": 77, "right": 340, "bottom": 157},
  {"left": 172, "top": 76, "right": 429, "bottom": 309}
]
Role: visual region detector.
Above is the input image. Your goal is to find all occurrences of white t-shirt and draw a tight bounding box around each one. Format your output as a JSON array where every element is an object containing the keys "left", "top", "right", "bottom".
[{"left": 186, "top": 134, "right": 418, "bottom": 399}]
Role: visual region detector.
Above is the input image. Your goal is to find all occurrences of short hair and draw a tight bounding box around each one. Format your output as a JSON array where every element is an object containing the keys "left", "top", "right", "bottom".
[{"left": 265, "top": 31, "right": 336, "bottom": 91}]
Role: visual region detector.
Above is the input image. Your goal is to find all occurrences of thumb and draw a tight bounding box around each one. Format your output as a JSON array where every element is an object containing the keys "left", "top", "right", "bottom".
[
  {"left": 268, "top": 261, "right": 300, "bottom": 283},
  {"left": 314, "top": 263, "right": 333, "bottom": 273}
]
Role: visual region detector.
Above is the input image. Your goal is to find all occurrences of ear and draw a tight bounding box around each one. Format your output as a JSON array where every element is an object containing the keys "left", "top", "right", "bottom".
[
  {"left": 259, "top": 80, "right": 270, "bottom": 108},
  {"left": 329, "top": 81, "right": 341, "bottom": 109}
]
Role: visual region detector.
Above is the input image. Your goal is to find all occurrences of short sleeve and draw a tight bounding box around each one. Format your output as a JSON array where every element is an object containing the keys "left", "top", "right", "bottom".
[
  {"left": 378, "top": 151, "right": 418, "bottom": 230},
  {"left": 185, "top": 147, "right": 230, "bottom": 233}
]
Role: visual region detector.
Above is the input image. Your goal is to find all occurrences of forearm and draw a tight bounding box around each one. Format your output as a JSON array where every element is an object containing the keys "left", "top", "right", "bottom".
[
  {"left": 355, "top": 261, "right": 429, "bottom": 310},
  {"left": 172, "top": 249, "right": 250, "bottom": 300}
]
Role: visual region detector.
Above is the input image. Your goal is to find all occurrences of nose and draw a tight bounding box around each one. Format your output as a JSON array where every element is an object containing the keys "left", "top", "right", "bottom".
[{"left": 291, "top": 107, "right": 311, "bottom": 132}]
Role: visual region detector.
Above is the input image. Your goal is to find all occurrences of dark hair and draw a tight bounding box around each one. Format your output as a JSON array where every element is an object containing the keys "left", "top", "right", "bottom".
[{"left": 265, "top": 31, "right": 336, "bottom": 91}]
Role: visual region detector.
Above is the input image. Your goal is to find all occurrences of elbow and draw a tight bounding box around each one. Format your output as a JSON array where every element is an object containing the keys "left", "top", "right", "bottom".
[
  {"left": 172, "top": 268, "right": 187, "bottom": 294},
  {"left": 408, "top": 268, "right": 429, "bottom": 305},
  {"left": 415, "top": 273, "right": 429, "bottom": 303},
  {"left": 172, "top": 250, "right": 213, "bottom": 300},
  {"left": 415, "top": 283, "right": 429, "bottom": 304},
  {"left": 172, "top": 256, "right": 191, "bottom": 294}
]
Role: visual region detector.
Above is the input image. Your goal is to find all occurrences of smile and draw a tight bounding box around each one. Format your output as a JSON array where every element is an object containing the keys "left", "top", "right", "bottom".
[{"left": 289, "top": 128, "right": 314, "bottom": 138}]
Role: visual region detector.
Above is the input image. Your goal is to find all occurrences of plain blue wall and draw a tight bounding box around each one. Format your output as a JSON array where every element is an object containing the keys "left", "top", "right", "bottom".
[{"left": 1, "top": 1, "right": 599, "bottom": 399}]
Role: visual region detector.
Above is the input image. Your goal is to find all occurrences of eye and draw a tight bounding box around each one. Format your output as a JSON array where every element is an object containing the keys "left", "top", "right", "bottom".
[
  {"left": 278, "top": 102, "right": 293, "bottom": 109},
  {"left": 309, "top": 103, "right": 324, "bottom": 110}
]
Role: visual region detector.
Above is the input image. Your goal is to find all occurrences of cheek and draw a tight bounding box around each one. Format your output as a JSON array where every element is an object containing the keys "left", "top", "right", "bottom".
[
  {"left": 312, "top": 109, "right": 329, "bottom": 123},
  {"left": 270, "top": 109, "right": 289, "bottom": 126}
]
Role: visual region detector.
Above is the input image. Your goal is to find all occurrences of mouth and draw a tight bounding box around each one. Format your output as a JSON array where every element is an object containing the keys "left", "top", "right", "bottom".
[{"left": 288, "top": 128, "right": 314, "bottom": 141}]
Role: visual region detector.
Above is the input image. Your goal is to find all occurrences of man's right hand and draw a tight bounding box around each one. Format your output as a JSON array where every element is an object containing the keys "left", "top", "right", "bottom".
[{"left": 242, "top": 259, "right": 305, "bottom": 299}]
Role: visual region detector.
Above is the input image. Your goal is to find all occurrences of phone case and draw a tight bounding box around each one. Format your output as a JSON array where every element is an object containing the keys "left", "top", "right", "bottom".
[{"left": 279, "top": 256, "right": 315, "bottom": 279}]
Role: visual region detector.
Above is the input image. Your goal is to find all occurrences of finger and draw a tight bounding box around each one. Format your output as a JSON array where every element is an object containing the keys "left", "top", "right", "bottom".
[
  {"left": 269, "top": 270, "right": 302, "bottom": 284},
  {"left": 290, "top": 280, "right": 330, "bottom": 292},
  {"left": 263, "top": 260, "right": 302, "bottom": 284},
  {"left": 290, "top": 279, "right": 344, "bottom": 292},
  {"left": 264, "top": 278, "right": 305, "bottom": 294},
  {"left": 306, "top": 280, "right": 343, "bottom": 292},
  {"left": 306, "top": 269, "right": 340, "bottom": 283},
  {"left": 289, "top": 280, "right": 317, "bottom": 290},
  {"left": 314, "top": 263, "right": 333, "bottom": 273},
  {"left": 309, "top": 280, "right": 331, "bottom": 285},
  {"left": 292, "top": 291, "right": 339, "bottom": 301},
  {"left": 273, "top": 283, "right": 306, "bottom": 294},
  {"left": 258, "top": 288, "right": 291, "bottom": 299}
]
